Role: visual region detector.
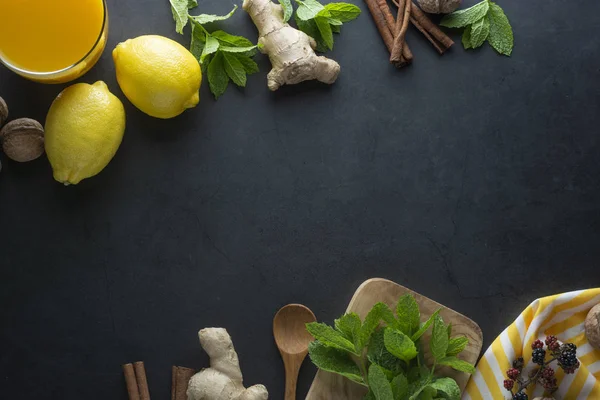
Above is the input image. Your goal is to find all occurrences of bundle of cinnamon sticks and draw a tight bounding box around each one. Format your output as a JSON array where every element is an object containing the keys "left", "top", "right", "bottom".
[{"left": 365, "top": 0, "right": 454, "bottom": 67}]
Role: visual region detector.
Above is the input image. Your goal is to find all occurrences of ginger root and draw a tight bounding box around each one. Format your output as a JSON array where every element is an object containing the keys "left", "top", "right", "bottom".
[
  {"left": 243, "top": 0, "right": 340, "bottom": 91},
  {"left": 187, "top": 328, "right": 268, "bottom": 400}
]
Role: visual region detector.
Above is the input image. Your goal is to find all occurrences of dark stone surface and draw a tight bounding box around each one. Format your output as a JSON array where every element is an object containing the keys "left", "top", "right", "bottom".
[{"left": 1, "top": 0, "right": 599, "bottom": 398}]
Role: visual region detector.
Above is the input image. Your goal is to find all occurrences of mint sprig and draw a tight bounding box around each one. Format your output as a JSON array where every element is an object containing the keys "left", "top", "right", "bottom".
[
  {"left": 441, "top": 0, "right": 514, "bottom": 56},
  {"left": 169, "top": 1, "right": 260, "bottom": 98},
  {"left": 306, "top": 294, "right": 476, "bottom": 400},
  {"left": 293, "top": 0, "right": 361, "bottom": 52}
]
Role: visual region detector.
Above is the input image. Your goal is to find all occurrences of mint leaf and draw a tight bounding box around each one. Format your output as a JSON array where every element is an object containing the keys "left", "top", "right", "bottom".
[
  {"left": 236, "top": 55, "right": 259, "bottom": 74},
  {"left": 188, "top": 0, "right": 198, "bottom": 8},
  {"left": 487, "top": 2, "right": 513, "bottom": 56},
  {"left": 190, "top": 22, "right": 206, "bottom": 61},
  {"left": 360, "top": 302, "right": 398, "bottom": 349},
  {"left": 331, "top": 24, "right": 341, "bottom": 33},
  {"left": 296, "top": 0, "right": 325, "bottom": 20},
  {"left": 207, "top": 52, "right": 229, "bottom": 98},
  {"left": 295, "top": 16, "right": 326, "bottom": 51},
  {"left": 384, "top": 328, "right": 418, "bottom": 362},
  {"left": 324, "top": 2, "right": 361, "bottom": 22},
  {"left": 315, "top": 15, "right": 334, "bottom": 49},
  {"left": 306, "top": 322, "right": 358, "bottom": 354},
  {"left": 440, "top": 0, "right": 489, "bottom": 28},
  {"left": 391, "top": 374, "right": 409, "bottom": 400},
  {"left": 220, "top": 45, "right": 258, "bottom": 54},
  {"left": 335, "top": 313, "right": 362, "bottom": 348},
  {"left": 410, "top": 309, "right": 440, "bottom": 342},
  {"left": 189, "top": 5, "right": 237, "bottom": 25},
  {"left": 429, "top": 377, "right": 460, "bottom": 400},
  {"left": 201, "top": 35, "right": 220, "bottom": 63},
  {"left": 367, "top": 329, "right": 405, "bottom": 374},
  {"left": 447, "top": 323, "right": 452, "bottom": 338},
  {"left": 407, "top": 379, "right": 432, "bottom": 400},
  {"left": 470, "top": 16, "right": 490, "bottom": 48},
  {"left": 211, "top": 31, "right": 254, "bottom": 48},
  {"left": 308, "top": 341, "right": 365, "bottom": 385},
  {"left": 430, "top": 315, "right": 448, "bottom": 362},
  {"left": 222, "top": 52, "right": 247, "bottom": 87},
  {"left": 368, "top": 364, "right": 394, "bottom": 400},
  {"left": 446, "top": 336, "right": 468, "bottom": 356},
  {"left": 461, "top": 25, "right": 472, "bottom": 49},
  {"left": 437, "top": 356, "right": 476, "bottom": 374},
  {"left": 279, "top": 0, "right": 294, "bottom": 22},
  {"left": 396, "top": 294, "right": 420, "bottom": 336},
  {"left": 170, "top": 0, "right": 190, "bottom": 34}
]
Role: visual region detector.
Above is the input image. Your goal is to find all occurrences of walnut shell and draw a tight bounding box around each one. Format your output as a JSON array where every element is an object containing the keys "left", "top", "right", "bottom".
[
  {"left": 0, "top": 118, "right": 45, "bottom": 162},
  {"left": 417, "top": 0, "right": 461, "bottom": 14},
  {"left": 585, "top": 303, "right": 600, "bottom": 349},
  {"left": 0, "top": 96, "right": 8, "bottom": 128}
]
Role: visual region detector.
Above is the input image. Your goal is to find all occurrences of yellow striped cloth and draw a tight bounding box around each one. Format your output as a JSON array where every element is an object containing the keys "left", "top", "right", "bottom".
[{"left": 463, "top": 289, "right": 600, "bottom": 400}]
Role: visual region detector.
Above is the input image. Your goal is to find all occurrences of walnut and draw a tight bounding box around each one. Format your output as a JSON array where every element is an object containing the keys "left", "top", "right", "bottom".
[
  {"left": 0, "top": 96, "right": 8, "bottom": 128},
  {"left": 417, "top": 0, "right": 461, "bottom": 14},
  {"left": 0, "top": 118, "right": 45, "bottom": 162},
  {"left": 585, "top": 303, "right": 600, "bottom": 349}
]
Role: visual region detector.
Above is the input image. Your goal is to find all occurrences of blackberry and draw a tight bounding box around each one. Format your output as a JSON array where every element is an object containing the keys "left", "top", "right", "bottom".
[
  {"left": 541, "top": 377, "right": 558, "bottom": 391},
  {"left": 542, "top": 367, "right": 555, "bottom": 379},
  {"left": 503, "top": 379, "right": 515, "bottom": 390},
  {"left": 558, "top": 343, "right": 578, "bottom": 370},
  {"left": 532, "top": 348, "right": 546, "bottom": 365},
  {"left": 545, "top": 335, "right": 560, "bottom": 351},
  {"left": 531, "top": 339, "right": 544, "bottom": 349},
  {"left": 513, "top": 392, "right": 528, "bottom": 400},
  {"left": 506, "top": 368, "right": 520, "bottom": 380},
  {"left": 563, "top": 360, "right": 580, "bottom": 374}
]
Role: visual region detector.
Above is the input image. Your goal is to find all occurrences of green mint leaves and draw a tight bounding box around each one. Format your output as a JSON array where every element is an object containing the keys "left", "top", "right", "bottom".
[
  {"left": 308, "top": 341, "right": 365, "bottom": 385},
  {"left": 169, "top": 1, "right": 260, "bottom": 98},
  {"left": 293, "top": 0, "right": 361, "bottom": 52},
  {"left": 306, "top": 294, "right": 476, "bottom": 400},
  {"left": 441, "top": 0, "right": 513, "bottom": 56}
]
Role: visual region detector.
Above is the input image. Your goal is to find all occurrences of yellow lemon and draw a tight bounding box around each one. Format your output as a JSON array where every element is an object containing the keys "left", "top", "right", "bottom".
[
  {"left": 113, "top": 35, "right": 201, "bottom": 119},
  {"left": 45, "top": 81, "right": 126, "bottom": 185}
]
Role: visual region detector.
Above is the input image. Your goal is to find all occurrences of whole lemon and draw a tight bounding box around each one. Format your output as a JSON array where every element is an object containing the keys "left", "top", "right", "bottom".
[
  {"left": 113, "top": 35, "right": 201, "bottom": 119},
  {"left": 45, "top": 81, "right": 126, "bottom": 185}
]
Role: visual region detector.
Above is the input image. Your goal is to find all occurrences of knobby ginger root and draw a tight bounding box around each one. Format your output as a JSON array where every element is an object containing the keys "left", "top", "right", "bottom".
[
  {"left": 187, "top": 328, "right": 269, "bottom": 400},
  {"left": 243, "top": 0, "right": 340, "bottom": 91}
]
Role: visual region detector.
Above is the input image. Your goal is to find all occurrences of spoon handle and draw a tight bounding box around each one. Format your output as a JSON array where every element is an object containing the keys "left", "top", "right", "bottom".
[{"left": 283, "top": 353, "right": 304, "bottom": 400}]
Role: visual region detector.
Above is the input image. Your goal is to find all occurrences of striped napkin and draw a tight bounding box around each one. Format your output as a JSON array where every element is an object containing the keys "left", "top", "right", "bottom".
[{"left": 463, "top": 289, "right": 600, "bottom": 400}]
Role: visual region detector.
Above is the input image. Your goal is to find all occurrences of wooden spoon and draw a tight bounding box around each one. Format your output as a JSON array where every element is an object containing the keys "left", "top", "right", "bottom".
[{"left": 273, "top": 304, "right": 317, "bottom": 400}]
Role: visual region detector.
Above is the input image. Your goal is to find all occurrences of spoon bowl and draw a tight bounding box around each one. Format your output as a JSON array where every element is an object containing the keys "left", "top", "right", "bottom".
[{"left": 273, "top": 304, "right": 317, "bottom": 400}]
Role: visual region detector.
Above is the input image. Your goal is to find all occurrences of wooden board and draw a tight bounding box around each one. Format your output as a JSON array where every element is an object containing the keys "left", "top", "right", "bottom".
[{"left": 306, "top": 278, "right": 483, "bottom": 400}]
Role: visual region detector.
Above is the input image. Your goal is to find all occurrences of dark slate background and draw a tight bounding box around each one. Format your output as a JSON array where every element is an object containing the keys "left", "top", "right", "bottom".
[{"left": 1, "top": 0, "right": 599, "bottom": 398}]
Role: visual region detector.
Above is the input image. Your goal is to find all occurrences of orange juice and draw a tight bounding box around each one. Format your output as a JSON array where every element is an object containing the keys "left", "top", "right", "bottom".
[{"left": 0, "top": 0, "right": 107, "bottom": 83}]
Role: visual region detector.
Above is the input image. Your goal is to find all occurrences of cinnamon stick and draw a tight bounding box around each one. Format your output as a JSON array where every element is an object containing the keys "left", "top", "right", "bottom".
[
  {"left": 391, "top": 0, "right": 454, "bottom": 54},
  {"left": 134, "top": 362, "right": 151, "bottom": 400},
  {"left": 123, "top": 364, "right": 141, "bottom": 400},
  {"left": 390, "top": 0, "right": 412, "bottom": 66},
  {"left": 364, "top": 0, "right": 395, "bottom": 53},
  {"left": 171, "top": 366, "right": 196, "bottom": 400},
  {"left": 368, "top": 0, "right": 413, "bottom": 65}
]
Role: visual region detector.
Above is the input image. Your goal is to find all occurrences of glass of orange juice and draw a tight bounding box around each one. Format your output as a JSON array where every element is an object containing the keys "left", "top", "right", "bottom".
[{"left": 0, "top": 0, "right": 108, "bottom": 84}]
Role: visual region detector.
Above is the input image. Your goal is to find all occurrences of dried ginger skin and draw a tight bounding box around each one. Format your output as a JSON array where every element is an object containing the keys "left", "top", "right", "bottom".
[{"left": 243, "top": 0, "right": 340, "bottom": 90}]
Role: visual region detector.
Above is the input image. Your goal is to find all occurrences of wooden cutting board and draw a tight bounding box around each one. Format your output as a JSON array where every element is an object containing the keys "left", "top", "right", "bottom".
[{"left": 306, "top": 278, "right": 483, "bottom": 400}]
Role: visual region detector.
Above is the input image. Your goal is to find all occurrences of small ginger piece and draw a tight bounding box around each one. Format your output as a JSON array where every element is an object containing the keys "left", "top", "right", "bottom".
[
  {"left": 187, "top": 328, "right": 268, "bottom": 400},
  {"left": 243, "top": 0, "right": 340, "bottom": 91}
]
